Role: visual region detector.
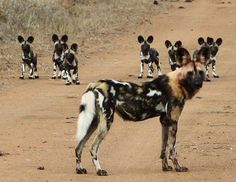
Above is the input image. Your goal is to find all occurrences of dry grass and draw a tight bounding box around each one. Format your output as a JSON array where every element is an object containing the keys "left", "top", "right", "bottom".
[{"left": 0, "top": 0, "right": 170, "bottom": 77}]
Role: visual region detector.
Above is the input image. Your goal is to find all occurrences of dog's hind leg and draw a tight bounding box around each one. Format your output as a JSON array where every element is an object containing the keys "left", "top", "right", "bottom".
[
  {"left": 75, "top": 91, "right": 97, "bottom": 174},
  {"left": 90, "top": 110, "right": 112, "bottom": 176}
]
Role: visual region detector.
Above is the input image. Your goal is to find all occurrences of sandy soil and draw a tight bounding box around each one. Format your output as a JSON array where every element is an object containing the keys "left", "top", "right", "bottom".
[{"left": 0, "top": 0, "right": 236, "bottom": 181}]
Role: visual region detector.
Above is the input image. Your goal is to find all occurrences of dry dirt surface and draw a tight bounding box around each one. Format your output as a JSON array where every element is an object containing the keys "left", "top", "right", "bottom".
[{"left": 0, "top": 0, "right": 236, "bottom": 181}]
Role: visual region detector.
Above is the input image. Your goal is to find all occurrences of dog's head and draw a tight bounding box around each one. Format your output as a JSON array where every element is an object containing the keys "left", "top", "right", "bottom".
[
  {"left": 165, "top": 40, "right": 182, "bottom": 62},
  {"left": 197, "top": 37, "right": 223, "bottom": 58},
  {"left": 17, "top": 35, "right": 34, "bottom": 55},
  {"left": 52, "top": 34, "right": 68, "bottom": 55},
  {"left": 64, "top": 43, "right": 78, "bottom": 65},
  {"left": 175, "top": 46, "right": 210, "bottom": 97},
  {"left": 138, "top": 35, "right": 154, "bottom": 57}
]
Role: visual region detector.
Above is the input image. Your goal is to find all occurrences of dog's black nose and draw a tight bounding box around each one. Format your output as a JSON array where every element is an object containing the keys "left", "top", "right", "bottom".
[{"left": 193, "top": 78, "right": 203, "bottom": 89}]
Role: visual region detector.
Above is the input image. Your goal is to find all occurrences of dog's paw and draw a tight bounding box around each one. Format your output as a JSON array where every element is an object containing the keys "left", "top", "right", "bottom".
[
  {"left": 65, "top": 82, "right": 72, "bottom": 85},
  {"left": 175, "top": 166, "right": 188, "bottom": 172},
  {"left": 76, "top": 168, "right": 87, "bottom": 174},
  {"left": 51, "top": 76, "right": 56, "bottom": 79},
  {"left": 205, "top": 77, "right": 211, "bottom": 82},
  {"left": 35, "top": 75, "right": 39, "bottom": 79},
  {"left": 29, "top": 76, "right": 34, "bottom": 79},
  {"left": 138, "top": 75, "right": 143, "bottom": 79},
  {"left": 97, "top": 169, "right": 108, "bottom": 176},
  {"left": 213, "top": 75, "right": 219, "bottom": 78},
  {"left": 147, "top": 75, "right": 154, "bottom": 79},
  {"left": 19, "top": 76, "right": 24, "bottom": 79},
  {"left": 162, "top": 166, "right": 173, "bottom": 172}
]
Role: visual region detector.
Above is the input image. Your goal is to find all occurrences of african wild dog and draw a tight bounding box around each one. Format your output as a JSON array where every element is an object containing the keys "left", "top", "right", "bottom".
[
  {"left": 138, "top": 35, "right": 162, "bottom": 79},
  {"left": 63, "top": 43, "right": 80, "bottom": 85},
  {"left": 17, "top": 35, "right": 38, "bottom": 79},
  {"left": 193, "top": 37, "right": 223, "bottom": 81},
  {"left": 75, "top": 46, "right": 210, "bottom": 176},
  {"left": 51, "top": 34, "right": 68, "bottom": 79},
  {"left": 165, "top": 40, "right": 183, "bottom": 71}
]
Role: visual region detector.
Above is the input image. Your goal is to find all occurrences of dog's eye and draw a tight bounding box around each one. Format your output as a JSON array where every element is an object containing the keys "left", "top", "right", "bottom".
[
  {"left": 199, "top": 70, "right": 204, "bottom": 75},
  {"left": 187, "top": 71, "right": 193, "bottom": 76}
]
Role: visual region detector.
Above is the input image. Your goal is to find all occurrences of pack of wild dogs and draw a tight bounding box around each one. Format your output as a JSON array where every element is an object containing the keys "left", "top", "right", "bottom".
[{"left": 17, "top": 34, "right": 223, "bottom": 176}]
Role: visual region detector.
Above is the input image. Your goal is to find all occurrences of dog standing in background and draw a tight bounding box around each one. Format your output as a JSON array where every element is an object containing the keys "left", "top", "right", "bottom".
[
  {"left": 193, "top": 37, "right": 223, "bottom": 81},
  {"left": 51, "top": 34, "right": 68, "bottom": 79},
  {"left": 165, "top": 40, "right": 183, "bottom": 71},
  {"left": 17, "top": 35, "right": 38, "bottom": 79},
  {"left": 137, "top": 35, "right": 162, "bottom": 78},
  {"left": 75, "top": 45, "right": 210, "bottom": 176},
  {"left": 63, "top": 43, "right": 80, "bottom": 85}
]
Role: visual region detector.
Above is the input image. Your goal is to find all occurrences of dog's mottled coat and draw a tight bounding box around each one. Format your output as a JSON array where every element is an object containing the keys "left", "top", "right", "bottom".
[{"left": 75, "top": 46, "right": 210, "bottom": 176}]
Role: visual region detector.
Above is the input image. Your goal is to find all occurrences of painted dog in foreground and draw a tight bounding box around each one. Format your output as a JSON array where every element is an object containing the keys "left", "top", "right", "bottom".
[
  {"left": 138, "top": 35, "right": 162, "bottom": 78},
  {"left": 193, "top": 37, "right": 223, "bottom": 81},
  {"left": 165, "top": 40, "right": 183, "bottom": 71},
  {"left": 17, "top": 35, "right": 38, "bottom": 79},
  {"left": 75, "top": 46, "right": 210, "bottom": 176}
]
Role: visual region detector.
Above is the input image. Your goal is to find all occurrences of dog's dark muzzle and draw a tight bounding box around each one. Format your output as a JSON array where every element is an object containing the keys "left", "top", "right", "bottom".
[{"left": 193, "top": 77, "right": 203, "bottom": 89}]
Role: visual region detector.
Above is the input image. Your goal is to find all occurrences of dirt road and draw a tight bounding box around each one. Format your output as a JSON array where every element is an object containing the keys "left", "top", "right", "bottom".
[{"left": 0, "top": 0, "right": 236, "bottom": 181}]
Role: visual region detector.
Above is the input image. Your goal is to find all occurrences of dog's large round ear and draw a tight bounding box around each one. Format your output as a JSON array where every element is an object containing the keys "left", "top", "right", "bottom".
[
  {"left": 195, "top": 46, "right": 210, "bottom": 65},
  {"left": 71, "top": 43, "right": 78, "bottom": 52},
  {"left": 138, "top": 35, "right": 145, "bottom": 44},
  {"left": 207, "top": 37, "right": 214, "bottom": 45},
  {"left": 176, "top": 47, "right": 191, "bottom": 65},
  {"left": 165, "top": 40, "right": 172, "bottom": 48},
  {"left": 17, "top": 35, "right": 24, "bottom": 43},
  {"left": 61, "top": 34, "right": 68, "bottom": 43},
  {"left": 52, "top": 34, "right": 59, "bottom": 42},
  {"left": 198, "top": 37, "right": 205, "bottom": 45},
  {"left": 216, "top": 38, "right": 223, "bottom": 46},
  {"left": 174, "top": 40, "right": 182, "bottom": 48},
  {"left": 147, "top": 35, "right": 154, "bottom": 44},
  {"left": 27, "top": 36, "right": 34, "bottom": 43}
]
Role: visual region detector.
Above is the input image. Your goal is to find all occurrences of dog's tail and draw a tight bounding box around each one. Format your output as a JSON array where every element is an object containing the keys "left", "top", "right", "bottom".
[{"left": 76, "top": 91, "right": 96, "bottom": 142}]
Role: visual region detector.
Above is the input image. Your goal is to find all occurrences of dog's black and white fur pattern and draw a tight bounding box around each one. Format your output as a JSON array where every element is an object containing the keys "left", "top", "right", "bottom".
[
  {"left": 63, "top": 43, "right": 80, "bottom": 85},
  {"left": 51, "top": 34, "right": 68, "bottom": 79},
  {"left": 165, "top": 40, "right": 183, "bottom": 71},
  {"left": 193, "top": 37, "right": 223, "bottom": 81},
  {"left": 138, "top": 35, "right": 162, "bottom": 78},
  {"left": 75, "top": 46, "right": 210, "bottom": 176},
  {"left": 17, "top": 36, "right": 38, "bottom": 79}
]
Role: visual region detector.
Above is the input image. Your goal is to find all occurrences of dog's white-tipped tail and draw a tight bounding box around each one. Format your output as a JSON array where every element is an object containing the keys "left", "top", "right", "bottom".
[{"left": 76, "top": 91, "right": 96, "bottom": 141}]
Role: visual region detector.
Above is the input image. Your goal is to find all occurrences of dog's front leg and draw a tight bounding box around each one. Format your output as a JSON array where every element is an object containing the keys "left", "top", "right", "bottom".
[
  {"left": 168, "top": 121, "right": 187, "bottom": 172},
  {"left": 20, "top": 62, "right": 26, "bottom": 79},
  {"left": 138, "top": 62, "right": 144, "bottom": 79},
  {"left": 160, "top": 115, "right": 173, "bottom": 171}
]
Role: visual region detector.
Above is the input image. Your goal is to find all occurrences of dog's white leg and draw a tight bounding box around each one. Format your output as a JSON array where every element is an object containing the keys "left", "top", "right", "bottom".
[
  {"left": 75, "top": 91, "right": 97, "bottom": 174},
  {"left": 147, "top": 63, "right": 154, "bottom": 78},
  {"left": 72, "top": 69, "right": 80, "bottom": 85},
  {"left": 52, "top": 62, "right": 57, "bottom": 79},
  {"left": 212, "top": 60, "right": 219, "bottom": 78},
  {"left": 205, "top": 64, "right": 211, "bottom": 81},
  {"left": 29, "top": 63, "right": 34, "bottom": 79},
  {"left": 65, "top": 70, "right": 72, "bottom": 85},
  {"left": 138, "top": 62, "right": 144, "bottom": 79},
  {"left": 20, "top": 63, "right": 25, "bottom": 79}
]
